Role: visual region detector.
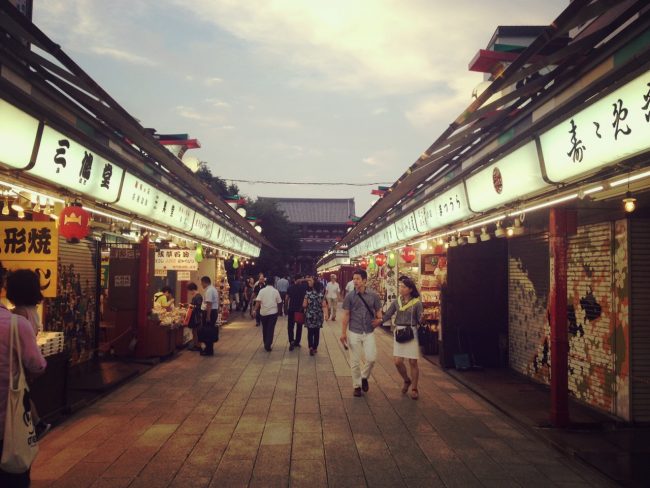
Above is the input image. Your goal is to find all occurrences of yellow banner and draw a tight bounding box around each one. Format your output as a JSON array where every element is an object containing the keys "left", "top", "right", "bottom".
[
  {"left": 3, "top": 260, "right": 58, "bottom": 298},
  {"left": 0, "top": 221, "right": 58, "bottom": 262}
]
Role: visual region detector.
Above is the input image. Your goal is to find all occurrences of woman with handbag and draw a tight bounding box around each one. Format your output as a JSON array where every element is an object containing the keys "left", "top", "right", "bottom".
[
  {"left": 0, "top": 266, "right": 47, "bottom": 486},
  {"left": 303, "top": 277, "right": 329, "bottom": 356},
  {"left": 382, "top": 277, "right": 423, "bottom": 399},
  {"left": 186, "top": 283, "right": 203, "bottom": 351}
]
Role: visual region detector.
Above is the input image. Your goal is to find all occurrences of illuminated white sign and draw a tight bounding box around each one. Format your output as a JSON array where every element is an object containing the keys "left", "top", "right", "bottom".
[
  {"left": 465, "top": 141, "right": 548, "bottom": 212},
  {"left": 0, "top": 100, "right": 39, "bottom": 170},
  {"left": 114, "top": 172, "right": 158, "bottom": 216},
  {"left": 395, "top": 212, "right": 419, "bottom": 241},
  {"left": 33, "top": 126, "right": 125, "bottom": 202},
  {"left": 540, "top": 73, "right": 650, "bottom": 182},
  {"left": 422, "top": 183, "right": 473, "bottom": 231},
  {"left": 191, "top": 214, "right": 213, "bottom": 239}
]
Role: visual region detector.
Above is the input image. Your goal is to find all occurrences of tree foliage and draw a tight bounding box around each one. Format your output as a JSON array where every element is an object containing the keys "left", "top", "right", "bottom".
[
  {"left": 246, "top": 199, "right": 300, "bottom": 278},
  {"left": 196, "top": 162, "right": 239, "bottom": 197}
]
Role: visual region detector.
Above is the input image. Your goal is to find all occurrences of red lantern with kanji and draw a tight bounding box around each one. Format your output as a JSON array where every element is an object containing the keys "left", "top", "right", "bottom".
[
  {"left": 59, "top": 204, "right": 90, "bottom": 243},
  {"left": 359, "top": 258, "right": 368, "bottom": 270},
  {"left": 400, "top": 245, "right": 416, "bottom": 263},
  {"left": 375, "top": 253, "right": 387, "bottom": 267}
]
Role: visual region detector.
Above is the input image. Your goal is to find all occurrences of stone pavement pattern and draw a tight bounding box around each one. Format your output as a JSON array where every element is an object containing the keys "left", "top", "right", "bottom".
[{"left": 31, "top": 314, "right": 614, "bottom": 488}]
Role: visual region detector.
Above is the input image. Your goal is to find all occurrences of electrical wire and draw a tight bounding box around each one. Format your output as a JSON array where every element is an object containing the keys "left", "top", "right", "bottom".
[{"left": 222, "top": 178, "right": 393, "bottom": 186}]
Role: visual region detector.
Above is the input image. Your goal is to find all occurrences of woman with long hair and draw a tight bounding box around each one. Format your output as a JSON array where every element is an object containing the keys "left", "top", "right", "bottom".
[
  {"left": 303, "top": 276, "right": 329, "bottom": 356},
  {"left": 382, "top": 277, "right": 423, "bottom": 399}
]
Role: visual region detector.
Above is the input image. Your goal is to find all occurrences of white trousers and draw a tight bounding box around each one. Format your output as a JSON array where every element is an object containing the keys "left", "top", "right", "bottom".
[{"left": 348, "top": 331, "right": 377, "bottom": 388}]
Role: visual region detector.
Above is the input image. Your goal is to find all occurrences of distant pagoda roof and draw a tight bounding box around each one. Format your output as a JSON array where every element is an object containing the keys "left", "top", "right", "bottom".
[{"left": 258, "top": 197, "right": 355, "bottom": 224}]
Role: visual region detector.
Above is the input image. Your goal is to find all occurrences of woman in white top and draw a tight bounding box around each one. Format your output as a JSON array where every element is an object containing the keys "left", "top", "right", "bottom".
[{"left": 382, "top": 277, "right": 423, "bottom": 399}]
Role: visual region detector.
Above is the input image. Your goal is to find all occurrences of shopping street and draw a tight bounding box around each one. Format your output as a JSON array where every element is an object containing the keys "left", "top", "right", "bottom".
[{"left": 30, "top": 314, "right": 612, "bottom": 488}]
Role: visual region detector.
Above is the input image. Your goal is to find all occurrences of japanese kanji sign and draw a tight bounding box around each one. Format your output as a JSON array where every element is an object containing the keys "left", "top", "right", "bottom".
[
  {"left": 0, "top": 221, "right": 58, "bottom": 261},
  {"left": 0, "top": 221, "right": 58, "bottom": 298},
  {"left": 33, "top": 126, "right": 124, "bottom": 202},
  {"left": 154, "top": 249, "right": 198, "bottom": 271},
  {"left": 540, "top": 73, "right": 650, "bottom": 182}
]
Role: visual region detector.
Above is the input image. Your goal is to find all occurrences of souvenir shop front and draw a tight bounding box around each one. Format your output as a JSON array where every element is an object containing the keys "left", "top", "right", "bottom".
[
  {"left": 339, "top": 2, "right": 650, "bottom": 422},
  {"left": 0, "top": 4, "right": 264, "bottom": 418}
]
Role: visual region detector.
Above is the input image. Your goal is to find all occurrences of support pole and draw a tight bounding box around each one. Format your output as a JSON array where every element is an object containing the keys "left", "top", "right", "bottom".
[
  {"left": 549, "top": 208, "right": 569, "bottom": 428},
  {"left": 137, "top": 234, "right": 150, "bottom": 331}
]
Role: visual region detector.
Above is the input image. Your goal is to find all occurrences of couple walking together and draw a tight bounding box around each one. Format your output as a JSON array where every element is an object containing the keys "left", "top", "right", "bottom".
[{"left": 341, "top": 269, "right": 422, "bottom": 399}]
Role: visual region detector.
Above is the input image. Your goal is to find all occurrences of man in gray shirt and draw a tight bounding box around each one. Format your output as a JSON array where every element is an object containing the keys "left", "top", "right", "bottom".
[{"left": 341, "top": 269, "right": 383, "bottom": 397}]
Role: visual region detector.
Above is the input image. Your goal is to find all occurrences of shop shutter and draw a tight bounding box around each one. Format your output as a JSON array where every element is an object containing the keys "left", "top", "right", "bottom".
[
  {"left": 508, "top": 232, "right": 550, "bottom": 384},
  {"left": 567, "top": 222, "right": 615, "bottom": 414},
  {"left": 49, "top": 237, "right": 99, "bottom": 364},
  {"left": 630, "top": 219, "right": 650, "bottom": 422}
]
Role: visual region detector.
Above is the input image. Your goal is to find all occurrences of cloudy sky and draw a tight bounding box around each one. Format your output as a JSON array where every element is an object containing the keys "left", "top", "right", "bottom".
[{"left": 34, "top": 0, "right": 567, "bottom": 216}]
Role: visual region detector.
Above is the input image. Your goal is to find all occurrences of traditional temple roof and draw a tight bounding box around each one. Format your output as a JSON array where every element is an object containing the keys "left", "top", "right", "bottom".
[{"left": 258, "top": 197, "right": 355, "bottom": 224}]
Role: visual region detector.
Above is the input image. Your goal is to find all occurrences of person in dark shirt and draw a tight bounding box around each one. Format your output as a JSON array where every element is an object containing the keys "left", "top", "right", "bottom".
[
  {"left": 252, "top": 275, "right": 266, "bottom": 326},
  {"left": 286, "top": 275, "right": 308, "bottom": 350}
]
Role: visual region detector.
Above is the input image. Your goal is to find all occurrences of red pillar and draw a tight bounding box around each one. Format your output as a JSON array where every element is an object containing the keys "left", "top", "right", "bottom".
[
  {"left": 137, "top": 235, "right": 150, "bottom": 330},
  {"left": 549, "top": 208, "right": 570, "bottom": 427}
]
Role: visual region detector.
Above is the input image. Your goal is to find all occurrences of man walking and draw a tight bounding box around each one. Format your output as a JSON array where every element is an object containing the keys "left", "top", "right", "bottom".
[
  {"left": 200, "top": 276, "right": 220, "bottom": 356},
  {"left": 252, "top": 274, "right": 266, "bottom": 326},
  {"left": 286, "top": 275, "right": 307, "bottom": 351},
  {"left": 254, "top": 280, "right": 282, "bottom": 351},
  {"left": 340, "top": 269, "right": 383, "bottom": 397},
  {"left": 276, "top": 275, "right": 289, "bottom": 316},
  {"left": 325, "top": 274, "right": 341, "bottom": 321}
]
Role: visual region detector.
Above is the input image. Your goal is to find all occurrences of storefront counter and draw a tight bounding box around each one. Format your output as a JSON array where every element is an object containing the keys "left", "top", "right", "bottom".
[{"left": 30, "top": 351, "right": 69, "bottom": 421}]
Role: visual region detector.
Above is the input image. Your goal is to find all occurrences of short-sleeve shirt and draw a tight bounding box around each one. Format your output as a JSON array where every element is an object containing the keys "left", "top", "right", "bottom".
[
  {"left": 343, "top": 289, "right": 382, "bottom": 334},
  {"left": 255, "top": 286, "right": 282, "bottom": 316},
  {"left": 203, "top": 285, "right": 219, "bottom": 308},
  {"left": 286, "top": 282, "right": 307, "bottom": 312},
  {"left": 325, "top": 282, "right": 340, "bottom": 299}
]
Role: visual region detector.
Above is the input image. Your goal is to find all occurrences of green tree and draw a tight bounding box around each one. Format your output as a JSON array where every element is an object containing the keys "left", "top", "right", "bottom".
[
  {"left": 196, "top": 162, "right": 239, "bottom": 197},
  {"left": 246, "top": 199, "right": 300, "bottom": 278}
]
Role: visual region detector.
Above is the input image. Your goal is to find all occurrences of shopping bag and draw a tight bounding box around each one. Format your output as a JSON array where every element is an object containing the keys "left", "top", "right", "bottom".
[
  {"left": 182, "top": 306, "right": 193, "bottom": 327},
  {"left": 294, "top": 311, "right": 305, "bottom": 325},
  {"left": 0, "top": 315, "right": 39, "bottom": 473}
]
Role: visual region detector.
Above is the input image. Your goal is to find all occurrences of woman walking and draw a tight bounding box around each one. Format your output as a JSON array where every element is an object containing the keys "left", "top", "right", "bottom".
[
  {"left": 303, "top": 277, "right": 328, "bottom": 356},
  {"left": 186, "top": 282, "right": 203, "bottom": 351},
  {"left": 382, "top": 277, "right": 423, "bottom": 399},
  {"left": 242, "top": 277, "right": 254, "bottom": 316}
]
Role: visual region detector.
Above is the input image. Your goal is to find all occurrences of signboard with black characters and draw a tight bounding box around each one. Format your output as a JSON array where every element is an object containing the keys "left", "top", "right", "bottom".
[{"left": 0, "top": 221, "right": 58, "bottom": 297}]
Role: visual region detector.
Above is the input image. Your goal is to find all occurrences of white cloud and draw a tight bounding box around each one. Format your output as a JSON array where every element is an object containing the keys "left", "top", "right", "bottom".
[
  {"left": 204, "top": 98, "right": 231, "bottom": 109},
  {"left": 363, "top": 156, "right": 379, "bottom": 166},
  {"left": 168, "top": 0, "right": 560, "bottom": 98},
  {"left": 204, "top": 77, "right": 224, "bottom": 86},
  {"left": 258, "top": 117, "right": 301, "bottom": 129},
  {"left": 174, "top": 105, "right": 226, "bottom": 124},
  {"left": 90, "top": 46, "right": 157, "bottom": 66},
  {"left": 373, "top": 108, "right": 388, "bottom": 116}
]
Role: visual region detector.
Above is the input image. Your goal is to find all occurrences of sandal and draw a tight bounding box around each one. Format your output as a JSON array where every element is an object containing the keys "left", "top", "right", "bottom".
[
  {"left": 410, "top": 388, "right": 419, "bottom": 400},
  {"left": 401, "top": 378, "right": 412, "bottom": 394}
]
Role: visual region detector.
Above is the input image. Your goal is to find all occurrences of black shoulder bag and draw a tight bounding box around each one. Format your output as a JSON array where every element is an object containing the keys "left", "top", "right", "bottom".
[
  {"left": 356, "top": 292, "right": 376, "bottom": 326},
  {"left": 395, "top": 303, "right": 415, "bottom": 343}
]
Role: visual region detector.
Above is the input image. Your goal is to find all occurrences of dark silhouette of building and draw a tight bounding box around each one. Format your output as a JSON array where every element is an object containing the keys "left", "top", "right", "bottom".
[{"left": 258, "top": 197, "right": 355, "bottom": 274}]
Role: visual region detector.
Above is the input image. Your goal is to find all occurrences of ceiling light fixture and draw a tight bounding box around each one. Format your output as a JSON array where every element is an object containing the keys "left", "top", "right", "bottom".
[
  {"left": 480, "top": 226, "right": 491, "bottom": 242},
  {"left": 494, "top": 221, "right": 506, "bottom": 238},
  {"left": 623, "top": 191, "right": 636, "bottom": 213}
]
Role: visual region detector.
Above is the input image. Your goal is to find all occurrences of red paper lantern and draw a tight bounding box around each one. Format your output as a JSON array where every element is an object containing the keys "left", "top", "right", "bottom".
[
  {"left": 400, "top": 245, "right": 416, "bottom": 263},
  {"left": 59, "top": 204, "right": 90, "bottom": 243},
  {"left": 359, "top": 258, "right": 368, "bottom": 270},
  {"left": 375, "top": 253, "right": 387, "bottom": 267}
]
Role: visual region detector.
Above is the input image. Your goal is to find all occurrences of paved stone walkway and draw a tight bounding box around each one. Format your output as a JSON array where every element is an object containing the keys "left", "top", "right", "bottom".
[{"left": 31, "top": 313, "right": 614, "bottom": 488}]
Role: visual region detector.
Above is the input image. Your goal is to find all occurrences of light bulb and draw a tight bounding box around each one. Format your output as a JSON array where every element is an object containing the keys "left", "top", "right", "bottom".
[
  {"left": 480, "top": 226, "right": 491, "bottom": 242},
  {"left": 1, "top": 197, "right": 9, "bottom": 216},
  {"left": 17, "top": 210, "right": 25, "bottom": 219},
  {"left": 437, "top": 237, "right": 444, "bottom": 246},
  {"left": 419, "top": 241, "right": 428, "bottom": 251},
  {"left": 506, "top": 227, "right": 515, "bottom": 237},
  {"left": 623, "top": 192, "right": 636, "bottom": 213}
]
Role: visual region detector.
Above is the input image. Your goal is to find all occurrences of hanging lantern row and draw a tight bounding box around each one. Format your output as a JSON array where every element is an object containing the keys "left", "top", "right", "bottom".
[{"left": 355, "top": 244, "right": 421, "bottom": 270}]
